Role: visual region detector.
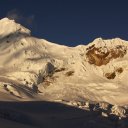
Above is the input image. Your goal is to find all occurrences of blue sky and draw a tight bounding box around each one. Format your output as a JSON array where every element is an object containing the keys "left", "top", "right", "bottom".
[{"left": 0, "top": 0, "right": 128, "bottom": 46}]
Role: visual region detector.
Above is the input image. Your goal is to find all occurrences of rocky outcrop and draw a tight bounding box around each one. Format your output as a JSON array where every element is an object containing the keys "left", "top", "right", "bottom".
[
  {"left": 104, "top": 67, "right": 123, "bottom": 79},
  {"left": 86, "top": 44, "right": 127, "bottom": 66},
  {"left": 111, "top": 105, "right": 126, "bottom": 118}
]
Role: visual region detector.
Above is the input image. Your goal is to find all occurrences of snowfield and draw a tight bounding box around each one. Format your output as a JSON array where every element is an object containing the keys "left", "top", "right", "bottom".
[{"left": 0, "top": 18, "right": 128, "bottom": 128}]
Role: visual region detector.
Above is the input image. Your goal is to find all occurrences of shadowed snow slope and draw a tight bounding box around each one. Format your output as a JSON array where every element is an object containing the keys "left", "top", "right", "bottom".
[{"left": 0, "top": 18, "right": 128, "bottom": 106}]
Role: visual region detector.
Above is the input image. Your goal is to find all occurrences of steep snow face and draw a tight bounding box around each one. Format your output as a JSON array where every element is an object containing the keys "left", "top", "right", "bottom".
[{"left": 0, "top": 18, "right": 128, "bottom": 105}]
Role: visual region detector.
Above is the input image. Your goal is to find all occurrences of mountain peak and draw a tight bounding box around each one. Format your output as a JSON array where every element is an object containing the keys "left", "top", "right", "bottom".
[
  {"left": 90, "top": 37, "right": 127, "bottom": 48},
  {"left": 0, "top": 17, "right": 31, "bottom": 38}
]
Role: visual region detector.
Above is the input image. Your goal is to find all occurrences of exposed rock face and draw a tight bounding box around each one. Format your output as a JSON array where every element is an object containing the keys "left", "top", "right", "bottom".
[
  {"left": 105, "top": 72, "right": 116, "bottom": 79},
  {"left": 97, "top": 102, "right": 112, "bottom": 110},
  {"left": 86, "top": 44, "right": 127, "bottom": 66},
  {"left": 111, "top": 105, "right": 126, "bottom": 118},
  {"left": 104, "top": 67, "right": 123, "bottom": 79},
  {"left": 116, "top": 67, "right": 123, "bottom": 73},
  {"left": 58, "top": 100, "right": 128, "bottom": 120}
]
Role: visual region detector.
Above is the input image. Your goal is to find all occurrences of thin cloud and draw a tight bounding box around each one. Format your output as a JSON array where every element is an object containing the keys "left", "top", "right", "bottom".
[
  {"left": 25, "top": 15, "right": 35, "bottom": 26},
  {"left": 6, "top": 9, "right": 35, "bottom": 26}
]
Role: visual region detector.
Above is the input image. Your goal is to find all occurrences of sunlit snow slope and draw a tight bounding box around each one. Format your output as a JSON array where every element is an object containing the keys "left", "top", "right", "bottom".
[{"left": 0, "top": 18, "right": 128, "bottom": 105}]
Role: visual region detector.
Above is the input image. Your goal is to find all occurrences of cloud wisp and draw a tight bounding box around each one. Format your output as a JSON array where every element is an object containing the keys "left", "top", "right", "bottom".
[{"left": 6, "top": 9, "right": 35, "bottom": 26}]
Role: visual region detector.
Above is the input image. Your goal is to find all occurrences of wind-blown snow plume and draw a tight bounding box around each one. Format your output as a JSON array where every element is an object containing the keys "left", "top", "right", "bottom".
[{"left": 7, "top": 9, "right": 35, "bottom": 26}]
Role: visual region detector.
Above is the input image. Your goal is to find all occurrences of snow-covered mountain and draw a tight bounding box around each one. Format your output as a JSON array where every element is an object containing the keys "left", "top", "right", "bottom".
[{"left": 0, "top": 18, "right": 128, "bottom": 107}]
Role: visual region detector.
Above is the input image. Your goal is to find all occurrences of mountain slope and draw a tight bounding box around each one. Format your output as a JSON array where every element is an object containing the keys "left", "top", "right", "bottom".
[{"left": 0, "top": 18, "right": 128, "bottom": 106}]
